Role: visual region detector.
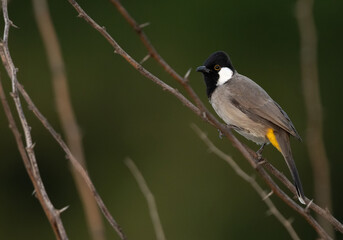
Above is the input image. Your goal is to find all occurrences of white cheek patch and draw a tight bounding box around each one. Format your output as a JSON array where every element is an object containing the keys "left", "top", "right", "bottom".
[{"left": 217, "top": 67, "right": 233, "bottom": 86}]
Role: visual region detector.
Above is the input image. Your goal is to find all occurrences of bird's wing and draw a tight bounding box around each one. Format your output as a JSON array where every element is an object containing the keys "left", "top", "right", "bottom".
[{"left": 226, "top": 73, "right": 301, "bottom": 140}]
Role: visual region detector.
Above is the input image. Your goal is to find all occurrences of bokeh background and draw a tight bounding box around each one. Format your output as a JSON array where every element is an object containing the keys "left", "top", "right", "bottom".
[{"left": 0, "top": 0, "right": 342, "bottom": 239}]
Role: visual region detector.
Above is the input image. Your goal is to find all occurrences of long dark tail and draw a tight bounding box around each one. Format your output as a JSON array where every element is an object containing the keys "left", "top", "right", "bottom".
[{"left": 275, "top": 130, "right": 306, "bottom": 204}]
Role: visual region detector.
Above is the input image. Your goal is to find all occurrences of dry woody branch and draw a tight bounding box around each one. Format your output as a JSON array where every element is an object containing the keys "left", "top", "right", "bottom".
[
  {"left": 0, "top": 0, "right": 341, "bottom": 239},
  {"left": 32, "top": 0, "right": 105, "bottom": 238},
  {"left": 0, "top": 0, "right": 126, "bottom": 239},
  {"left": 67, "top": 0, "right": 342, "bottom": 239}
]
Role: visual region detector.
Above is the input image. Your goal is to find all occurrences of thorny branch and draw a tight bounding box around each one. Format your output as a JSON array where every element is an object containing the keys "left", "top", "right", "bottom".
[
  {"left": 296, "top": 0, "right": 333, "bottom": 237},
  {"left": 32, "top": 0, "right": 105, "bottom": 239},
  {"left": 0, "top": 1, "right": 126, "bottom": 239},
  {"left": 1, "top": 0, "right": 340, "bottom": 238},
  {"left": 109, "top": 0, "right": 206, "bottom": 113},
  {"left": 66, "top": 0, "right": 342, "bottom": 239},
  {"left": 125, "top": 158, "right": 167, "bottom": 240},
  {"left": 17, "top": 83, "right": 127, "bottom": 240},
  {"left": 110, "top": 0, "right": 343, "bottom": 237},
  {"left": 0, "top": 77, "right": 69, "bottom": 240},
  {"left": 0, "top": 1, "right": 68, "bottom": 239},
  {"left": 192, "top": 124, "right": 300, "bottom": 240}
]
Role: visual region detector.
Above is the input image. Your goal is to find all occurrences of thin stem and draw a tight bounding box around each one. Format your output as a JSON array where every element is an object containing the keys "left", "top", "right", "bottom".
[
  {"left": 110, "top": 0, "right": 343, "bottom": 236},
  {"left": 32, "top": 0, "right": 105, "bottom": 239},
  {"left": 0, "top": 3, "right": 126, "bottom": 238},
  {"left": 125, "top": 158, "right": 167, "bottom": 240},
  {"left": 295, "top": 0, "right": 333, "bottom": 237},
  {"left": 0, "top": 1, "right": 68, "bottom": 239},
  {"left": 17, "top": 84, "right": 127, "bottom": 240},
  {"left": 65, "top": 0, "right": 342, "bottom": 238},
  {"left": 192, "top": 124, "right": 301, "bottom": 240}
]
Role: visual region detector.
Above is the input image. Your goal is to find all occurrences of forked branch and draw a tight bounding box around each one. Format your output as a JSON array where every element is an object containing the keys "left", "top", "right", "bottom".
[
  {"left": 0, "top": 0, "right": 68, "bottom": 239},
  {"left": 64, "top": 0, "right": 341, "bottom": 238},
  {"left": 32, "top": 0, "right": 105, "bottom": 238},
  {"left": 111, "top": 0, "right": 342, "bottom": 237},
  {"left": 17, "top": 83, "right": 127, "bottom": 240},
  {"left": 192, "top": 124, "right": 300, "bottom": 240},
  {"left": 0, "top": 1, "right": 126, "bottom": 239}
]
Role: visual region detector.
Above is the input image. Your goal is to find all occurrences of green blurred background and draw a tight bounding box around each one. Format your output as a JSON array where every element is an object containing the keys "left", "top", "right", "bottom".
[{"left": 0, "top": 0, "right": 342, "bottom": 239}]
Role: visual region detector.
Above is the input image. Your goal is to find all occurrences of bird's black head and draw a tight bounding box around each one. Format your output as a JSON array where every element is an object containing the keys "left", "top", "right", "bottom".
[{"left": 196, "top": 51, "right": 235, "bottom": 98}]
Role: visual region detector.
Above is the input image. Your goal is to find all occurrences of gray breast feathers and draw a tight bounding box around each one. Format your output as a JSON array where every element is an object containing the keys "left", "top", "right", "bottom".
[{"left": 213, "top": 73, "right": 301, "bottom": 140}]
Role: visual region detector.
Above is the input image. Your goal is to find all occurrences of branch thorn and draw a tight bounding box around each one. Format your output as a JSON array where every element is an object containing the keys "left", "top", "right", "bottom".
[
  {"left": 27, "top": 142, "right": 36, "bottom": 150},
  {"left": 305, "top": 199, "right": 313, "bottom": 213},
  {"left": 10, "top": 21, "right": 19, "bottom": 29},
  {"left": 140, "top": 54, "right": 150, "bottom": 64},
  {"left": 184, "top": 68, "right": 191, "bottom": 80},
  {"left": 262, "top": 190, "right": 274, "bottom": 201},
  {"left": 287, "top": 218, "right": 294, "bottom": 225},
  {"left": 58, "top": 205, "right": 70, "bottom": 215},
  {"left": 325, "top": 207, "right": 331, "bottom": 214},
  {"left": 217, "top": 129, "right": 223, "bottom": 139},
  {"left": 139, "top": 22, "right": 150, "bottom": 29},
  {"left": 257, "top": 159, "right": 266, "bottom": 165}
]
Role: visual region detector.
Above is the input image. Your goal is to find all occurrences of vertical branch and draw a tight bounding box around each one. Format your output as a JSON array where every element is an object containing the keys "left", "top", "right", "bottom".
[
  {"left": 0, "top": 1, "right": 68, "bottom": 239},
  {"left": 32, "top": 0, "right": 105, "bottom": 239},
  {"left": 125, "top": 158, "right": 167, "bottom": 240},
  {"left": 295, "top": 0, "right": 333, "bottom": 237}
]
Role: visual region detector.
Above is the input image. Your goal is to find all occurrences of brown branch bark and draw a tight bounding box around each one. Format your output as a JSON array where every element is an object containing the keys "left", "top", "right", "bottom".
[
  {"left": 192, "top": 125, "right": 300, "bottom": 240},
  {"left": 295, "top": 0, "right": 334, "bottom": 237},
  {"left": 264, "top": 162, "right": 341, "bottom": 233},
  {"left": 0, "top": 1, "right": 68, "bottom": 239},
  {"left": 109, "top": 0, "right": 343, "bottom": 236},
  {"left": 17, "top": 83, "right": 127, "bottom": 240},
  {"left": 125, "top": 158, "right": 167, "bottom": 240},
  {"left": 0, "top": 2, "right": 126, "bottom": 239},
  {"left": 32, "top": 0, "right": 105, "bottom": 239},
  {"left": 0, "top": 78, "right": 68, "bottom": 240},
  {"left": 65, "top": 0, "right": 342, "bottom": 238}
]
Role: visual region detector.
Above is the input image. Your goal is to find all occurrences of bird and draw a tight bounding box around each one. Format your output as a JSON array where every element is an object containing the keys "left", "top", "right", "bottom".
[{"left": 196, "top": 51, "right": 306, "bottom": 204}]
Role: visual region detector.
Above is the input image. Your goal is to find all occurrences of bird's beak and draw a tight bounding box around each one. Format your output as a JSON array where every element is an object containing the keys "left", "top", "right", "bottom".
[{"left": 196, "top": 66, "right": 210, "bottom": 73}]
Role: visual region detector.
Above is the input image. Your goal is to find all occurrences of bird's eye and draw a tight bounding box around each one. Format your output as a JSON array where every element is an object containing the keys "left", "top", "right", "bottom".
[{"left": 214, "top": 64, "right": 221, "bottom": 71}]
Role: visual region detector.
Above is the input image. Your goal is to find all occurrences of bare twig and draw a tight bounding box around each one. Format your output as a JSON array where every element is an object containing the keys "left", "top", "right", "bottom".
[
  {"left": 295, "top": 0, "right": 333, "bottom": 237},
  {"left": 109, "top": 0, "right": 210, "bottom": 119},
  {"left": 263, "top": 162, "right": 342, "bottom": 234},
  {"left": 192, "top": 124, "right": 301, "bottom": 240},
  {"left": 125, "top": 158, "right": 167, "bottom": 240},
  {"left": 111, "top": 0, "right": 343, "bottom": 236},
  {"left": 0, "top": 3, "right": 126, "bottom": 238},
  {"left": 0, "top": 78, "right": 68, "bottom": 240},
  {"left": 0, "top": 1, "right": 68, "bottom": 239},
  {"left": 32, "top": 0, "right": 105, "bottom": 239},
  {"left": 17, "top": 83, "right": 127, "bottom": 240},
  {"left": 65, "top": 0, "right": 342, "bottom": 238},
  {"left": 69, "top": 0, "right": 200, "bottom": 118}
]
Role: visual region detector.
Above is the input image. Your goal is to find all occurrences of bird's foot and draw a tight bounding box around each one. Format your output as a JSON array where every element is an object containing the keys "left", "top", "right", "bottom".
[
  {"left": 218, "top": 129, "right": 223, "bottom": 139},
  {"left": 256, "top": 143, "right": 266, "bottom": 160}
]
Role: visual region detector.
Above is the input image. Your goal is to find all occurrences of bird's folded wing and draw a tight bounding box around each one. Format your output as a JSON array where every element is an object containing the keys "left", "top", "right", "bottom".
[{"left": 227, "top": 74, "right": 301, "bottom": 140}]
